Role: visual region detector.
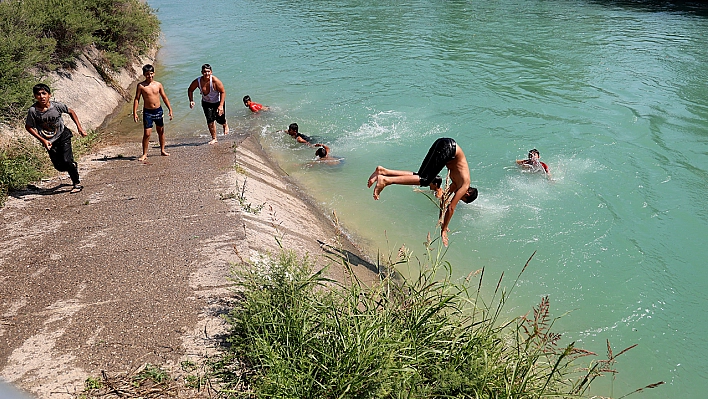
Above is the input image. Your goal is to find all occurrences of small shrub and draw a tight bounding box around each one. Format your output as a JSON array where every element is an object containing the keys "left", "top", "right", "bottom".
[{"left": 0, "top": 139, "right": 48, "bottom": 201}]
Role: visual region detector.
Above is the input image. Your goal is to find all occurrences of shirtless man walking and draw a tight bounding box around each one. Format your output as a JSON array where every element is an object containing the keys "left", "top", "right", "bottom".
[
  {"left": 133, "top": 64, "right": 173, "bottom": 161},
  {"left": 367, "top": 138, "right": 478, "bottom": 246},
  {"left": 187, "top": 64, "right": 229, "bottom": 144}
]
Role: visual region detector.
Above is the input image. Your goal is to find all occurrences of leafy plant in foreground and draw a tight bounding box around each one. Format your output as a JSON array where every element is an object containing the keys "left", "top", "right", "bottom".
[{"left": 216, "top": 243, "right": 664, "bottom": 398}]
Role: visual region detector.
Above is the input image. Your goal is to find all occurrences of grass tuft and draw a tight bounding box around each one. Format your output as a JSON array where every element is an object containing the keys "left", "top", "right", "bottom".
[{"left": 208, "top": 246, "right": 662, "bottom": 398}]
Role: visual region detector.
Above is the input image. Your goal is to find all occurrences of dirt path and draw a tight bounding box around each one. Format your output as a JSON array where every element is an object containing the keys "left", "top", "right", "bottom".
[{"left": 0, "top": 132, "right": 376, "bottom": 398}]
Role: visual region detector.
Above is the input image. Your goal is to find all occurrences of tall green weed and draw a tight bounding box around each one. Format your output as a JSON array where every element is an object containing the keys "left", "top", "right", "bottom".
[{"left": 214, "top": 244, "right": 664, "bottom": 398}]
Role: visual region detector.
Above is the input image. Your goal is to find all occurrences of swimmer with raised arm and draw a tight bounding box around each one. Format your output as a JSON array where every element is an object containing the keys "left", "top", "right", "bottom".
[
  {"left": 312, "top": 143, "right": 341, "bottom": 164},
  {"left": 367, "top": 137, "right": 478, "bottom": 246},
  {"left": 516, "top": 148, "right": 551, "bottom": 178},
  {"left": 243, "top": 95, "right": 269, "bottom": 112}
]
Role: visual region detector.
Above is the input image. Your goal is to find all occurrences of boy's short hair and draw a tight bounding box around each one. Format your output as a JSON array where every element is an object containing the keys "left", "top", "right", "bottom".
[
  {"left": 33, "top": 83, "right": 51, "bottom": 95},
  {"left": 529, "top": 149, "right": 540, "bottom": 157},
  {"left": 142, "top": 64, "right": 155, "bottom": 74},
  {"left": 462, "top": 187, "right": 479, "bottom": 204},
  {"left": 431, "top": 175, "right": 443, "bottom": 189},
  {"left": 315, "top": 147, "right": 327, "bottom": 158},
  {"left": 289, "top": 123, "right": 298, "bottom": 132},
  {"left": 243, "top": 95, "right": 251, "bottom": 104},
  {"left": 201, "top": 63, "right": 212, "bottom": 72}
]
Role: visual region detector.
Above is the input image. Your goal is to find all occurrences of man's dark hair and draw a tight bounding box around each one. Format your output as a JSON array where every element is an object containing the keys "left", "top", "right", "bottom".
[
  {"left": 289, "top": 123, "right": 298, "bottom": 133},
  {"left": 316, "top": 147, "right": 327, "bottom": 158},
  {"left": 142, "top": 64, "right": 154, "bottom": 74},
  {"left": 243, "top": 95, "right": 251, "bottom": 104},
  {"left": 201, "top": 63, "right": 212, "bottom": 72},
  {"left": 32, "top": 83, "right": 51, "bottom": 95},
  {"left": 462, "top": 187, "right": 479, "bottom": 204}
]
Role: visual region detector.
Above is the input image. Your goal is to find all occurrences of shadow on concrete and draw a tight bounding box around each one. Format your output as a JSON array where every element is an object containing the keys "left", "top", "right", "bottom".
[
  {"left": 164, "top": 141, "right": 211, "bottom": 149},
  {"left": 91, "top": 155, "right": 138, "bottom": 162},
  {"left": 9, "top": 183, "right": 73, "bottom": 199},
  {"left": 317, "top": 239, "right": 380, "bottom": 275}
]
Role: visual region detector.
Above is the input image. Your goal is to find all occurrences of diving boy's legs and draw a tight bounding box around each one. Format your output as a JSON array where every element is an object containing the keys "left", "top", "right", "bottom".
[
  {"left": 372, "top": 174, "right": 421, "bottom": 200},
  {"left": 367, "top": 166, "right": 415, "bottom": 188},
  {"left": 139, "top": 128, "right": 151, "bottom": 161}
]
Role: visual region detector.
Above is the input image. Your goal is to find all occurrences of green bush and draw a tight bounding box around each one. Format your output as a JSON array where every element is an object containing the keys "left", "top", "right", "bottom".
[
  {"left": 0, "top": 0, "right": 160, "bottom": 122},
  {"left": 0, "top": 138, "right": 48, "bottom": 203},
  {"left": 213, "top": 246, "right": 658, "bottom": 398}
]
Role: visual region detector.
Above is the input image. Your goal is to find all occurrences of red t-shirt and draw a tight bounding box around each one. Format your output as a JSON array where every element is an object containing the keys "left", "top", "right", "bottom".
[{"left": 248, "top": 102, "right": 263, "bottom": 112}]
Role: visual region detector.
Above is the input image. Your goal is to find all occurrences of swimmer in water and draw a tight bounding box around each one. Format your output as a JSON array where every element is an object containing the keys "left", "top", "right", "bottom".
[
  {"left": 516, "top": 148, "right": 551, "bottom": 178},
  {"left": 312, "top": 143, "right": 341, "bottom": 164}
]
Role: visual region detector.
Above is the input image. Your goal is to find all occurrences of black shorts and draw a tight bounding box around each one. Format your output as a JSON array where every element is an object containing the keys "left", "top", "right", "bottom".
[
  {"left": 202, "top": 100, "right": 227, "bottom": 125},
  {"left": 416, "top": 138, "right": 456, "bottom": 186}
]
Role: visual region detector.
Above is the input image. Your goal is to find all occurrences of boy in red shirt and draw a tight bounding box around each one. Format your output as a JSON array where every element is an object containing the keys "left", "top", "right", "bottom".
[{"left": 243, "top": 95, "right": 269, "bottom": 113}]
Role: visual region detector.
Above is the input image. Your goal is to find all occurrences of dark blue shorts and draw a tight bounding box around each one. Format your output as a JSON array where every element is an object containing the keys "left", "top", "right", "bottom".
[{"left": 143, "top": 106, "right": 164, "bottom": 129}]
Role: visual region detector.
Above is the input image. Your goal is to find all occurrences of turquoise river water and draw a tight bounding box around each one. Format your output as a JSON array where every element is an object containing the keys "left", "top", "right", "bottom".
[{"left": 139, "top": 1, "right": 708, "bottom": 397}]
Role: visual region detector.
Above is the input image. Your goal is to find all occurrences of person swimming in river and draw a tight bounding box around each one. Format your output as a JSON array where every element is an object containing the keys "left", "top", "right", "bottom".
[
  {"left": 516, "top": 148, "right": 550, "bottom": 177},
  {"left": 367, "top": 137, "right": 478, "bottom": 247},
  {"left": 243, "top": 95, "right": 269, "bottom": 112},
  {"left": 279, "top": 123, "right": 312, "bottom": 144},
  {"left": 312, "top": 143, "right": 342, "bottom": 164}
]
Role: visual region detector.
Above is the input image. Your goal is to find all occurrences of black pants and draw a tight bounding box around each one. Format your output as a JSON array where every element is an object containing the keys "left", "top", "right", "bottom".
[
  {"left": 47, "top": 129, "right": 80, "bottom": 185},
  {"left": 416, "top": 138, "right": 456, "bottom": 186}
]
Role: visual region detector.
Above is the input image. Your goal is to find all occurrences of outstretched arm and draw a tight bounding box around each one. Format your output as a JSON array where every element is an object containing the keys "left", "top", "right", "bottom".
[
  {"left": 133, "top": 85, "right": 142, "bottom": 123},
  {"left": 213, "top": 77, "right": 226, "bottom": 116},
  {"left": 440, "top": 188, "right": 468, "bottom": 247}
]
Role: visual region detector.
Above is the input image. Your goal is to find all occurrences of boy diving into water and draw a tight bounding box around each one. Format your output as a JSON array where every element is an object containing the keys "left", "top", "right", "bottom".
[{"left": 367, "top": 137, "right": 478, "bottom": 246}]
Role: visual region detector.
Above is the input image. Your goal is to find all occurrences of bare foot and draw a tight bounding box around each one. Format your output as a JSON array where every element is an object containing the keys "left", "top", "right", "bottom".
[
  {"left": 161, "top": 151, "right": 170, "bottom": 156},
  {"left": 367, "top": 166, "right": 382, "bottom": 188},
  {"left": 373, "top": 177, "right": 387, "bottom": 200},
  {"left": 138, "top": 154, "right": 147, "bottom": 162},
  {"left": 208, "top": 139, "right": 218, "bottom": 145},
  {"left": 223, "top": 125, "right": 229, "bottom": 135}
]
